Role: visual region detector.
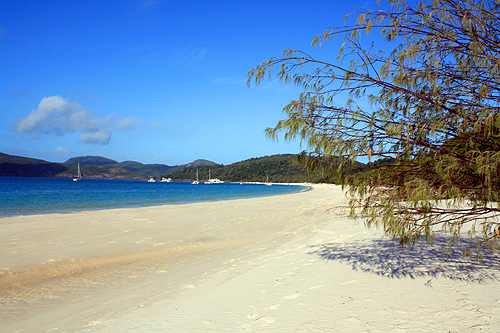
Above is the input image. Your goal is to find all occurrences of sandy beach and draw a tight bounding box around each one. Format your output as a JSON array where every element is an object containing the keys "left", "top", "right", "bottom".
[{"left": 1, "top": 184, "right": 499, "bottom": 332}]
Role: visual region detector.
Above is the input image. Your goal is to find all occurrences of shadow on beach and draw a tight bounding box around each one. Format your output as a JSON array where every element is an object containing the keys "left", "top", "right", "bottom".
[{"left": 308, "top": 234, "right": 500, "bottom": 283}]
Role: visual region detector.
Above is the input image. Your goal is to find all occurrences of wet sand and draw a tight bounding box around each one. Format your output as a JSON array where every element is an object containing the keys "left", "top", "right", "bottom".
[{"left": 1, "top": 184, "right": 499, "bottom": 331}]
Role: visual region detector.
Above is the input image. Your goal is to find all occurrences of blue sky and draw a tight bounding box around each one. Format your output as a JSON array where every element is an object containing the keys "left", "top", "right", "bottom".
[{"left": 0, "top": 0, "right": 380, "bottom": 165}]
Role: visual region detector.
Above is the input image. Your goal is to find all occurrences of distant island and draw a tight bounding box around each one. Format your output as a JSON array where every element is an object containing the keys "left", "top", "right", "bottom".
[
  {"left": 0, "top": 152, "right": 369, "bottom": 183},
  {"left": 0, "top": 153, "right": 218, "bottom": 180}
]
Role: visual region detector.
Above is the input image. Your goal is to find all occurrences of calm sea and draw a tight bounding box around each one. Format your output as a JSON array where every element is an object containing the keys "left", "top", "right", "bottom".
[{"left": 0, "top": 177, "right": 308, "bottom": 217}]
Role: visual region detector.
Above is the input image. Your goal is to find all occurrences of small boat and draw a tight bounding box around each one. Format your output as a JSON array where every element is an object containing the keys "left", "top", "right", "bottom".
[
  {"left": 161, "top": 177, "right": 172, "bottom": 182},
  {"left": 73, "top": 163, "right": 82, "bottom": 181},
  {"left": 204, "top": 169, "right": 224, "bottom": 184},
  {"left": 204, "top": 169, "right": 212, "bottom": 184},
  {"left": 148, "top": 178, "right": 156, "bottom": 182},
  {"left": 192, "top": 169, "right": 199, "bottom": 184}
]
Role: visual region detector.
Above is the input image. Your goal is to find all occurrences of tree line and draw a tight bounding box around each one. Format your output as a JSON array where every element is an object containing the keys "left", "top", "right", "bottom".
[{"left": 166, "top": 154, "right": 363, "bottom": 183}]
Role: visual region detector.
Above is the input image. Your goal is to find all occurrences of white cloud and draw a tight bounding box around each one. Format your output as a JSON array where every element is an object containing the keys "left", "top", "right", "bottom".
[
  {"left": 67, "top": 110, "right": 107, "bottom": 132},
  {"left": 14, "top": 96, "right": 75, "bottom": 134},
  {"left": 79, "top": 131, "right": 111, "bottom": 145},
  {"left": 13, "top": 95, "right": 141, "bottom": 145},
  {"left": 14, "top": 95, "right": 107, "bottom": 136}
]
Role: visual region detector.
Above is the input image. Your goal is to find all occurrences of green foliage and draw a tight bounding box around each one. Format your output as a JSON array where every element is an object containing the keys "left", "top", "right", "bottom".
[
  {"left": 166, "top": 154, "right": 347, "bottom": 183},
  {"left": 249, "top": 0, "right": 500, "bottom": 256}
]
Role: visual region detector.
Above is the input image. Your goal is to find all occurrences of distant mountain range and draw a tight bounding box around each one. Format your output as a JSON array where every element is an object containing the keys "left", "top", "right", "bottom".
[
  {"left": 0, "top": 152, "right": 365, "bottom": 183},
  {"left": 0, "top": 153, "right": 219, "bottom": 180}
]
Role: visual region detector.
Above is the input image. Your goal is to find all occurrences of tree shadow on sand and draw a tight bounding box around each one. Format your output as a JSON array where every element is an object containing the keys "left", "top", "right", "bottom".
[{"left": 308, "top": 234, "right": 500, "bottom": 283}]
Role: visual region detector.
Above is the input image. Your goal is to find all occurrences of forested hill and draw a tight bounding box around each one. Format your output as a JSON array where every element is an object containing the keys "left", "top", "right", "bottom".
[
  {"left": 0, "top": 153, "right": 219, "bottom": 179},
  {"left": 0, "top": 153, "right": 68, "bottom": 177},
  {"left": 57, "top": 156, "right": 217, "bottom": 179},
  {"left": 65, "top": 156, "right": 118, "bottom": 165},
  {"left": 166, "top": 154, "right": 345, "bottom": 183}
]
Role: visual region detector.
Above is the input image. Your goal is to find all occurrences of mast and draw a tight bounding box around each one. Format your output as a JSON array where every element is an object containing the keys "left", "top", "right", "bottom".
[{"left": 73, "top": 162, "right": 81, "bottom": 181}]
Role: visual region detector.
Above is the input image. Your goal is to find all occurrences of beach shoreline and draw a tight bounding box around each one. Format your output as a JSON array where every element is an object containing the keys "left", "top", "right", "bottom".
[
  {"left": 0, "top": 177, "right": 311, "bottom": 219},
  {"left": 1, "top": 184, "right": 499, "bottom": 331}
]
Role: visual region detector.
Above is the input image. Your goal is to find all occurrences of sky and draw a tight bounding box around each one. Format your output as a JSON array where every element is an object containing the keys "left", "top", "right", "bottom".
[{"left": 0, "top": 0, "right": 381, "bottom": 166}]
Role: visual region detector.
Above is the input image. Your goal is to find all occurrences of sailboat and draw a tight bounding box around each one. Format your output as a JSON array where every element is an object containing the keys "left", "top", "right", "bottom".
[
  {"left": 204, "top": 169, "right": 211, "bottom": 184},
  {"left": 73, "top": 163, "right": 82, "bottom": 181},
  {"left": 192, "top": 169, "right": 199, "bottom": 184},
  {"left": 204, "top": 169, "right": 224, "bottom": 184},
  {"left": 265, "top": 175, "right": 272, "bottom": 186}
]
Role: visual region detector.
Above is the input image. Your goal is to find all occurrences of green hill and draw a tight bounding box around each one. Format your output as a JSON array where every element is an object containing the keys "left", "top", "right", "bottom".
[
  {"left": 0, "top": 153, "right": 68, "bottom": 177},
  {"left": 166, "top": 154, "right": 344, "bottom": 183},
  {"left": 56, "top": 163, "right": 142, "bottom": 179},
  {"left": 65, "top": 156, "right": 118, "bottom": 165},
  {"left": 59, "top": 156, "right": 201, "bottom": 179},
  {"left": 116, "top": 161, "right": 185, "bottom": 179}
]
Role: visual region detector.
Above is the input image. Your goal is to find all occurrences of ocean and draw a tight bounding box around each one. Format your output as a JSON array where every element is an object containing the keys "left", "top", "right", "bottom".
[{"left": 0, "top": 176, "right": 308, "bottom": 217}]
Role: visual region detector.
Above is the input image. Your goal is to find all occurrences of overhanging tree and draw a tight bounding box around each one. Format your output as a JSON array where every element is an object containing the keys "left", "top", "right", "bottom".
[{"left": 248, "top": 0, "right": 500, "bottom": 255}]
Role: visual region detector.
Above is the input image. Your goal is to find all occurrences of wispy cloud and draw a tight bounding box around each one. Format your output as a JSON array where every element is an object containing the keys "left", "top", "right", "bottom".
[
  {"left": 79, "top": 131, "right": 111, "bottom": 144},
  {"left": 13, "top": 95, "right": 142, "bottom": 145},
  {"left": 147, "top": 122, "right": 183, "bottom": 136},
  {"left": 167, "top": 125, "right": 183, "bottom": 137},
  {"left": 56, "top": 146, "right": 70, "bottom": 154},
  {"left": 137, "top": 47, "right": 208, "bottom": 71},
  {"left": 7, "top": 89, "right": 29, "bottom": 99},
  {"left": 117, "top": 117, "right": 143, "bottom": 131},
  {"left": 149, "top": 121, "right": 163, "bottom": 129}
]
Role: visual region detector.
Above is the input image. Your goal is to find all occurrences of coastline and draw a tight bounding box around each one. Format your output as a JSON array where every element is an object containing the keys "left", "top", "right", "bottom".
[
  {"left": 1, "top": 184, "right": 499, "bottom": 331},
  {"left": 0, "top": 177, "right": 310, "bottom": 218}
]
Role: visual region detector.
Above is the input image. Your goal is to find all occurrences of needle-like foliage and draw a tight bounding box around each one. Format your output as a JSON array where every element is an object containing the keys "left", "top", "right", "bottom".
[{"left": 248, "top": 0, "right": 500, "bottom": 257}]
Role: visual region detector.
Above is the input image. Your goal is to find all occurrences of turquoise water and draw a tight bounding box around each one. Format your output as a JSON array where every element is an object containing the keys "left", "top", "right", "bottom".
[{"left": 0, "top": 177, "right": 308, "bottom": 217}]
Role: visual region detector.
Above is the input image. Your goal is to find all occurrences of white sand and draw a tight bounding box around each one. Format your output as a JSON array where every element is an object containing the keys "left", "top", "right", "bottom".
[{"left": 1, "top": 184, "right": 499, "bottom": 332}]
